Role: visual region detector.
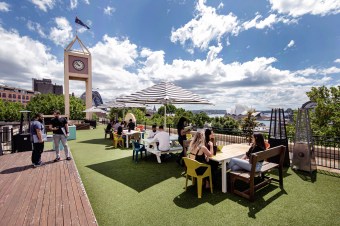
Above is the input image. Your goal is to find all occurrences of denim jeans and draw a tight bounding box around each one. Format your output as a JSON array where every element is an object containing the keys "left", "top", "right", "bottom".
[
  {"left": 228, "top": 158, "right": 262, "bottom": 172},
  {"left": 53, "top": 134, "right": 70, "bottom": 158}
]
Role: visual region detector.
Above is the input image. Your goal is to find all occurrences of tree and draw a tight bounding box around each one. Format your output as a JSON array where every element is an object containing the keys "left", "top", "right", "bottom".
[
  {"left": 157, "top": 104, "right": 176, "bottom": 115},
  {"left": 26, "top": 93, "right": 85, "bottom": 119},
  {"left": 192, "top": 111, "right": 211, "bottom": 128},
  {"left": 0, "top": 99, "right": 23, "bottom": 121},
  {"left": 306, "top": 86, "right": 340, "bottom": 137},
  {"left": 241, "top": 110, "right": 258, "bottom": 143}
]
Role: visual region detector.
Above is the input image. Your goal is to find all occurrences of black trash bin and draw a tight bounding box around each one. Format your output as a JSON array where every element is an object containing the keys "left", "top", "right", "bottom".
[{"left": 13, "top": 134, "right": 32, "bottom": 152}]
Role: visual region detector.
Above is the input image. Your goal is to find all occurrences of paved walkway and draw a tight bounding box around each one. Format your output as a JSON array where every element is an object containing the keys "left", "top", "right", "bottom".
[{"left": 0, "top": 150, "right": 97, "bottom": 226}]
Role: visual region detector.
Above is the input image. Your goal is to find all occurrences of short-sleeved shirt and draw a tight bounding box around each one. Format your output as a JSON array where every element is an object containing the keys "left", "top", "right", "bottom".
[
  {"left": 51, "top": 117, "right": 68, "bottom": 135},
  {"left": 30, "top": 120, "right": 44, "bottom": 136},
  {"left": 128, "top": 122, "right": 135, "bottom": 131},
  {"left": 148, "top": 130, "right": 157, "bottom": 138},
  {"left": 151, "top": 131, "right": 170, "bottom": 151}
]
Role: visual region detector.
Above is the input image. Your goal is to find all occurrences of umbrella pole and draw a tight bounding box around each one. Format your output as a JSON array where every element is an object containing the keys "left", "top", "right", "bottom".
[{"left": 164, "top": 104, "right": 166, "bottom": 129}]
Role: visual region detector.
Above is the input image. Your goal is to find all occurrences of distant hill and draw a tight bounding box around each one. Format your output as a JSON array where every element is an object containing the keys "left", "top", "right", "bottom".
[{"left": 190, "top": 109, "right": 276, "bottom": 115}]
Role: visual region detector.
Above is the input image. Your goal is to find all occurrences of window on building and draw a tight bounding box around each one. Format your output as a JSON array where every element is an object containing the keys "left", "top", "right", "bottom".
[
  {"left": 2, "top": 93, "right": 6, "bottom": 98},
  {"left": 9, "top": 94, "right": 12, "bottom": 98},
  {"left": 26, "top": 96, "right": 29, "bottom": 100},
  {"left": 13, "top": 94, "right": 16, "bottom": 98},
  {"left": 18, "top": 95, "right": 21, "bottom": 99}
]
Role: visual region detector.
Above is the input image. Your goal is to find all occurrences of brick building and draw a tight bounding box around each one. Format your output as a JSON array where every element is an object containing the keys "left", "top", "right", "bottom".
[{"left": 0, "top": 84, "right": 38, "bottom": 105}]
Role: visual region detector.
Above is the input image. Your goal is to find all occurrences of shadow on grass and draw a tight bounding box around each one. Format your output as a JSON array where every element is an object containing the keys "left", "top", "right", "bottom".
[
  {"left": 292, "top": 169, "right": 317, "bottom": 182},
  {"left": 174, "top": 176, "right": 287, "bottom": 217},
  {"left": 79, "top": 138, "right": 112, "bottom": 146},
  {"left": 227, "top": 182, "right": 288, "bottom": 218},
  {"left": 86, "top": 156, "right": 182, "bottom": 192},
  {"left": 317, "top": 169, "right": 340, "bottom": 178}
]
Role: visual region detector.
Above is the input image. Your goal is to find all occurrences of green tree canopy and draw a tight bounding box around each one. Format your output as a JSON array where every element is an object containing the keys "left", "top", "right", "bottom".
[
  {"left": 0, "top": 99, "right": 24, "bottom": 121},
  {"left": 306, "top": 86, "right": 340, "bottom": 137},
  {"left": 26, "top": 94, "right": 85, "bottom": 119}
]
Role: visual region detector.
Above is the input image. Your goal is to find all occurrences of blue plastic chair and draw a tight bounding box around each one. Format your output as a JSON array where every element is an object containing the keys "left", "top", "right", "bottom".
[{"left": 132, "top": 141, "right": 147, "bottom": 163}]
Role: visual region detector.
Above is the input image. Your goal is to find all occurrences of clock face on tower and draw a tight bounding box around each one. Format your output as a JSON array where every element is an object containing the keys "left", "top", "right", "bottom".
[{"left": 72, "top": 60, "right": 85, "bottom": 71}]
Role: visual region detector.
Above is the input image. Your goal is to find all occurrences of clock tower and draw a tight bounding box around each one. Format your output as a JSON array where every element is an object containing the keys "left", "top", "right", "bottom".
[{"left": 64, "top": 35, "right": 92, "bottom": 119}]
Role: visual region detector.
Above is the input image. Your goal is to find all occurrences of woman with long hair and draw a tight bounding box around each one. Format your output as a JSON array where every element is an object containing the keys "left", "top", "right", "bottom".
[
  {"left": 228, "top": 133, "right": 266, "bottom": 172},
  {"left": 189, "top": 131, "right": 214, "bottom": 188}
]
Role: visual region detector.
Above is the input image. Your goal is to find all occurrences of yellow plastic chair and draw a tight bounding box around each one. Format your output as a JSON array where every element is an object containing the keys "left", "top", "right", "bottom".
[
  {"left": 113, "top": 133, "right": 124, "bottom": 148},
  {"left": 217, "top": 145, "right": 223, "bottom": 152},
  {"left": 186, "top": 133, "right": 192, "bottom": 140},
  {"left": 182, "top": 157, "right": 213, "bottom": 198}
]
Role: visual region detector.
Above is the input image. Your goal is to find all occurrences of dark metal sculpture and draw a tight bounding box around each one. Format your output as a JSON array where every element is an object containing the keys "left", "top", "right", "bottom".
[{"left": 268, "top": 108, "right": 290, "bottom": 166}]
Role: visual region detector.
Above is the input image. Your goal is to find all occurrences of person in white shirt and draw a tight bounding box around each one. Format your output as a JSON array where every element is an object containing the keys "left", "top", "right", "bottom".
[
  {"left": 151, "top": 125, "right": 170, "bottom": 151},
  {"left": 147, "top": 124, "right": 158, "bottom": 138}
]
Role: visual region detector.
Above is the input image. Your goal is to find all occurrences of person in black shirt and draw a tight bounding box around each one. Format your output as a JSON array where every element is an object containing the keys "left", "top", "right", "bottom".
[
  {"left": 176, "top": 117, "right": 191, "bottom": 165},
  {"left": 50, "top": 110, "right": 71, "bottom": 162},
  {"left": 127, "top": 119, "right": 135, "bottom": 131},
  {"left": 228, "top": 133, "right": 266, "bottom": 172}
]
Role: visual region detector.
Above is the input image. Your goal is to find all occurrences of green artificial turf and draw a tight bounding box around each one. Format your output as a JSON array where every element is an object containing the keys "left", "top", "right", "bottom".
[{"left": 60, "top": 125, "right": 340, "bottom": 226}]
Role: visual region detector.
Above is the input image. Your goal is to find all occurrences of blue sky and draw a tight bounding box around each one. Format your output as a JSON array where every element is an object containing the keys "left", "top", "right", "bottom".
[{"left": 0, "top": 0, "right": 339, "bottom": 111}]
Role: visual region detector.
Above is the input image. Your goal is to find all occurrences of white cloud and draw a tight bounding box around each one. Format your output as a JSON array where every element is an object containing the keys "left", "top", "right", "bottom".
[
  {"left": 0, "top": 26, "right": 63, "bottom": 89},
  {"left": 70, "top": 0, "right": 77, "bottom": 9},
  {"left": 334, "top": 59, "right": 340, "bottom": 63},
  {"left": 242, "top": 14, "right": 297, "bottom": 31},
  {"left": 83, "top": 0, "right": 90, "bottom": 4},
  {"left": 104, "top": 6, "right": 115, "bottom": 15},
  {"left": 0, "top": 1, "right": 10, "bottom": 12},
  {"left": 0, "top": 24, "right": 338, "bottom": 110},
  {"left": 284, "top": 40, "right": 295, "bottom": 50},
  {"left": 30, "top": 0, "right": 55, "bottom": 12},
  {"left": 27, "top": 20, "right": 46, "bottom": 38},
  {"left": 294, "top": 67, "right": 340, "bottom": 76},
  {"left": 269, "top": 0, "right": 340, "bottom": 17},
  {"left": 243, "top": 14, "right": 278, "bottom": 30},
  {"left": 49, "top": 17, "right": 73, "bottom": 47},
  {"left": 171, "top": 0, "right": 239, "bottom": 50}
]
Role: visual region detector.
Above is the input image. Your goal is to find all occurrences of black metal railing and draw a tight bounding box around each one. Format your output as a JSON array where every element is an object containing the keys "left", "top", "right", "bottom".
[{"left": 165, "top": 124, "right": 340, "bottom": 170}]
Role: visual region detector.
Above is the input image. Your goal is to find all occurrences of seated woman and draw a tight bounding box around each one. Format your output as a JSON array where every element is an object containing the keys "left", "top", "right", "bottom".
[
  {"left": 204, "top": 129, "right": 220, "bottom": 184},
  {"left": 228, "top": 133, "right": 266, "bottom": 172},
  {"left": 105, "top": 120, "right": 113, "bottom": 139},
  {"left": 189, "top": 131, "right": 214, "bottom": 189}
]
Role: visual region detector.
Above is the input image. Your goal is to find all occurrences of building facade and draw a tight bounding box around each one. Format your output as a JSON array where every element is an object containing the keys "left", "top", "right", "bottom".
[
  {"left": 32, "top": 78, "right": 63, "bottom": 95},
  {"left": 0, "top": 84, "right": 38, "bottom": 105}
]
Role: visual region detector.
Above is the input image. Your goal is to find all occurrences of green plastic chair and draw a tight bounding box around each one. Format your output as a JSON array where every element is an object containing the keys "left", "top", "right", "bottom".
[{"left": 182, "top": 157, "right": 213, "bottom": 198}]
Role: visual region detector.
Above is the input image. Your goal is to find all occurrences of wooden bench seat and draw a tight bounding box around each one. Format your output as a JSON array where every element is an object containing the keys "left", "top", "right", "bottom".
[{"left": 229, "top": 145, "right": 285, "bottom": 201}]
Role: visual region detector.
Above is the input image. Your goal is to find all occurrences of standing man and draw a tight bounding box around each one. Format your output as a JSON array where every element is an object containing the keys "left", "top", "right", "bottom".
[
  {"left": 30, "top": 113, "right": 45, "bottom": 167},
  {"left": 51, "top": 110, "right": 71, "bottom": 161},
  {"left": 127, "top": 119, "right": 135, "bottom": 132}
]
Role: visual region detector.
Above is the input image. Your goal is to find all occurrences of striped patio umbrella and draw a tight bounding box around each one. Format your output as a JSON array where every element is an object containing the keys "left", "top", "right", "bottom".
[{"left": 116, "top": 82, "right": 212, "bottom": 127}]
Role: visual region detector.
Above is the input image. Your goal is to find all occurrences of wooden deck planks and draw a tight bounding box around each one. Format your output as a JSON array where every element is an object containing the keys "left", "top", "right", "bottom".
[{"left": 0, "top": 150, "right": 97, "bottom": 226}]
